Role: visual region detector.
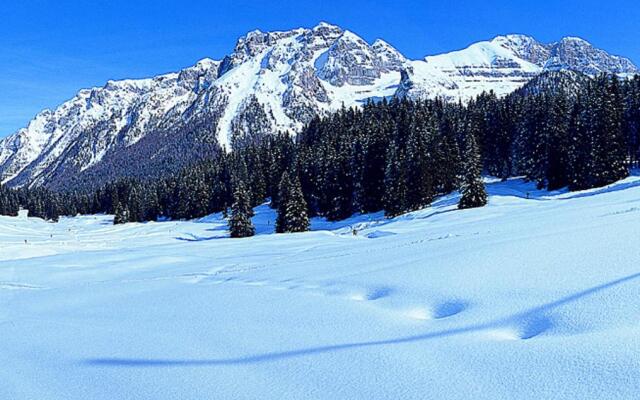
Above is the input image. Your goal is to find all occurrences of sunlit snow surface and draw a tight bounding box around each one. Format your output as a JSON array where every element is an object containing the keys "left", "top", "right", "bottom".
[{"left": 2, "top": 175, "right": 640, "bottom": 399}]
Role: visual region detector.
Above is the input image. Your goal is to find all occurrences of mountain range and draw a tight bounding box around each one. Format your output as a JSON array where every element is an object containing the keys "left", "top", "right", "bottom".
[{"left": 1, "top": 22, "right": 637, "bottom": 190}]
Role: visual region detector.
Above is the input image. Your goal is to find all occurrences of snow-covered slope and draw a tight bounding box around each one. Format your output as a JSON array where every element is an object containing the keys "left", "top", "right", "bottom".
[
  {"left": 397, "top": 36, "right": 542, "bottom": 101},
  {"left": 1, "top": 25, "right": 637, "bottom": 189},
  {"left": 397, "top": 34, "right": 639, "bottom": 100},
  {"left": 2, "top": 174, "right": 640, "bottom": 399}
]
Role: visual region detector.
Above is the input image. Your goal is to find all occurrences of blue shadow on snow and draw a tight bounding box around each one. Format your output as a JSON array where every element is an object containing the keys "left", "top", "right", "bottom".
[{"left": 83, "top": 271, "right": 640, "bottom": 367}]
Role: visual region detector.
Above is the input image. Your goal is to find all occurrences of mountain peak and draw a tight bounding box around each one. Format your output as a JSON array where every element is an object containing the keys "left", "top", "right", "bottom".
[
  {"left": 245, "top": 29, "right": 264, "bottom": 38},
  {"left": 490, "top": 34, "right": 550, "bottom": 66},
  {"left": 546, "top": 36, "right": 638, "bottom": 75},
  {"left": 194, "top": 57, "right": 218, "bottom": 68},
  {"left": 372, "top": 38, "right": 390, "bottom": 47},
  {"left": 314, "top": 21, "right": 341, "bottom": 31},
  {"left": 372, "top": 39, "right": 407, "bottom": 69},
  {"left": 559, "top": 36, "right": 591, "bottom": 45},
  {"left": 492, "top": 33, "right": 538, "bottom": 44},
  {"left": 310, "top": 22, "right": 344, "bottom": 41},
  {"left": 339, "top": 30, "right": 367, "bottom": 43}
]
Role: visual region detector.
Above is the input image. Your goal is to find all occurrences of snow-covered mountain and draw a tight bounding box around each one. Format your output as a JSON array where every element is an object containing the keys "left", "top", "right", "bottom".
[
  {"left": 397, "top": 34, "right": 638, "bottom": 100},
  {"left": 1, "top": 24, "right": 637, "bottom": 189}
]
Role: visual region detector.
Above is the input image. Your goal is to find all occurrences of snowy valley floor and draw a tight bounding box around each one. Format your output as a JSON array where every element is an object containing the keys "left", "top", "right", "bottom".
[{"left": 2, "top": 176, "right": 640, "bottom": 399}]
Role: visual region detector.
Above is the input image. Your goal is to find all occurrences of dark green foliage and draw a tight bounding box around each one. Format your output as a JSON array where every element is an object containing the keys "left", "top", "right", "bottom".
[
  {"left": 383, "top": 143, "right": 407, "bottom": 217},
  {"left": 228, "top": 182, "right": 255, "bottom": 238},
  {"left": 113, "top": 203, "right": 129, "bottom": 225},
  {"left": 0, "top": 185, "right": 20, "bottom": 216},
  {"left": 562, "top": 77, "right": 630, "bottom": 190},
  {"left": 458, "top": 132, "right": 488, "bottom": 209},
  {"left": 275, "top": 171, "right": 310, "bottom": 233}
]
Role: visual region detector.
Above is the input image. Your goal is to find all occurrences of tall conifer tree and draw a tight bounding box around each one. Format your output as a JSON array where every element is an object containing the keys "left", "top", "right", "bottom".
[
  {"left": 276, "top": 171, "right": 310, "bottom": 233},
  {"left": 229, "top": 182, "right": 255, "bottom": 238},
  {"left": 459, "top": 132, "right": 488, "bottom": 209}
]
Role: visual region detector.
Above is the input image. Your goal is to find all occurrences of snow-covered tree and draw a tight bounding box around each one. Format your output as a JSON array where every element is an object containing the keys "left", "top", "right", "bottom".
[
  {"left": 113, "top": 203, "right": 130, "bottom": 225},
  {"left": 459, "top": 132, "right": 488, "bottom": 209},
  {"left": 276, "top": 171, "right": 310, "bottom": 233},
  {"left": 228, "top": 182, "right": 255, "bottom": 238}
]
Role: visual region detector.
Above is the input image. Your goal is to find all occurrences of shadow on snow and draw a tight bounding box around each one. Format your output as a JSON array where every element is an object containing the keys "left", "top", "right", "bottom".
[{"left": 83, "top": 271, "right": 640, "bottom": 368}]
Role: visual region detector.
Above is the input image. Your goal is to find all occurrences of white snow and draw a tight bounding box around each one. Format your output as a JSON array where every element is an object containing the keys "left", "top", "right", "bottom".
[
  {"left": 320, "top": 69, "right": 401, "bottom": 108},
  {"left": 426, "top": 41, "right": 540, "bottom": 73},
  {"left": 405, "top": 40, "right": 544, "bottom": 101},
  {"left": 2, "top": 174, "right": 640, "bottom": 399}
]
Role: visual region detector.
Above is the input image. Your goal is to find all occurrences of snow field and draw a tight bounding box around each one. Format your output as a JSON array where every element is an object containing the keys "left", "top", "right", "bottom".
[{"left": 2, "top": 175, "right": 640, "bottom": 399}]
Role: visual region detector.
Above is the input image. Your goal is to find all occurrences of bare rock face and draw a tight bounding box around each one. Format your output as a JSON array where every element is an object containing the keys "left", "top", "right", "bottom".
[
  {"left": 1, "top": 24, "right": 637, "bottom": 190},
  {"left": 545, "top": 37, "right": 639, "bottom": 76},
  {"left": 372, "top": 39, "right": 408, "bottom": 71},
  {"left": 316, "top": 31, "right": 384, "bottom": 86},
  {"left": 282, "top": 63, "right": 329, "bottom": 125},
  {"left": 492, "top": 34, "right": 551, "bottom": 67}
]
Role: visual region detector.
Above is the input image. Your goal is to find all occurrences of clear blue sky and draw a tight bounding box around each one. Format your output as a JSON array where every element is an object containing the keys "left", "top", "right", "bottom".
[{"left": 1, "top": 0, "right": 638, "bottom": 137}]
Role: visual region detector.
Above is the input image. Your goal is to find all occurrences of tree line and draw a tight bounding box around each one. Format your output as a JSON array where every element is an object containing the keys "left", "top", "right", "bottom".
[{"left": 1, "top": 72, "right": 638, "bottom": 236}]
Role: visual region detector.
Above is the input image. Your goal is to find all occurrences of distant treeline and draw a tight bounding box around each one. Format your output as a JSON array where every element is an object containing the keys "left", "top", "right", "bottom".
[{"left": 1, "top": 72, "right": 639, "bottom": 225}]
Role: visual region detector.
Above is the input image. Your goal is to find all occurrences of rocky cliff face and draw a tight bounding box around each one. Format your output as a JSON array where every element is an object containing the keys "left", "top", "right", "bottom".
[
  {"left": 545, "top": 37, "right": 638, "bottom": 76},
  {"left": 1, "top": 24, "right": 637, "bottom": 190}
]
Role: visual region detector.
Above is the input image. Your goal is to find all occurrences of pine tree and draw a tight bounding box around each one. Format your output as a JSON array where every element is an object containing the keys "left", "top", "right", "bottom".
[
  {"left": 458, "top": 132, "right": 488, "bottom": 209},
  {"left": 275, "top": 171, "right": 292, "bottom": 233},
  {"left": 544, "top": 91, "right": 571, "bottom": 190},
  {"left": 113, "top": 202, "right": 129, "bottom": 225},
  {"left": 276, "top": 171, "right": 310, "bottom": 233},
  {"left": 359, "top": 110, "right": 389, "bottom": 213},
  {"left": 433, "top": 112, "right": 462, "bottom": 194},
  {"left": 383, "top": 143, "right": 407, "bottom": 217},
  {"left": 404, "top": 110, "right": 436, "bottom": 211},
  {"left": 228, "top": 182, "right": 255, "bottom": 238},
  {"left": 600, "top": 75, "right": 629, "bottom": 184},
  {"left": 127, "top": 185, "right": 143, "bottom": 222},
  {"left": 567, "top": 97, "right": 590, "bottom": 190},
  {"left": 44, "top": 193, "right": 61, "bottom": 222},
  {"left": 286, "top": 174, "right": 310, "bottom": 232}
]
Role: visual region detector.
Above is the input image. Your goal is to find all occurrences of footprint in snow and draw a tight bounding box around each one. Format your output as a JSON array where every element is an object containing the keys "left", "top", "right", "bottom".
[
  {"left": 404, "top": 300, "right": 468, "bottom": 321},
  {"left": 486, "top": 314, "right": 554, "bottom": 340},
  {"left": 348, "top": 286, "right": 394, "bottom": 302}
]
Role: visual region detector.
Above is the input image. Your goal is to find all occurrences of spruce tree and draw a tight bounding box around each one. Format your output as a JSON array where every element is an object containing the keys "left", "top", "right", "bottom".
[
  {"left": 383, "top": 143, "right": 407, "bottom": 217},
  {"left": 359, "top": 112, "right": 389, "bottom": 213},
  {"left": 127, "top": 185, "right": 143, "bottom": 222},
  {"left": 228, "top": 182, "right": 255, "bottom": 238},
  {"left": 545, "top": 92, "right": 571, "bottom": 190},
  {"left": 44, "top": 194, "right": 61, "bottom": 222},
  {"left": 404, "top": 111, "right": 436, "bottom": 211},
  {"left": 567, "top": 97, "right": 590, "bottom": 190},
  {"left": 458, "top": 132, "right": 488, "bottom": 209},
  {"left": 276, "top": 171, "right": 310, "bottom": 233},
  {"left": 275, "top": 171, "right": 292, "bottom": 233},
  {"left": 600, "top": 75, "right": 629, "bottom": 184},
  {"left": 113, "top": 203, "right": 129, "bottom": 225}
]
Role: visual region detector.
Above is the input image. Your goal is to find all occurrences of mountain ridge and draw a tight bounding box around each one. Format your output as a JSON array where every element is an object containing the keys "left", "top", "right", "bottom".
[{"left": 1, "top": 23, "right": 637, "bottom": 190}]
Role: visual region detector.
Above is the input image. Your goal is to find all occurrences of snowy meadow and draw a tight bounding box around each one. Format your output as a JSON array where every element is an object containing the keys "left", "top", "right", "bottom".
[{"left": 2, "top": 176, "right": 640, "bottom": 399}]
